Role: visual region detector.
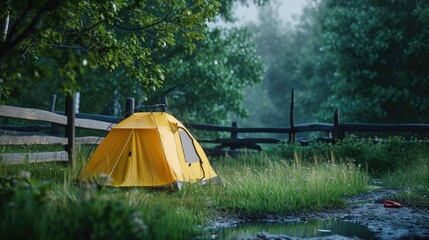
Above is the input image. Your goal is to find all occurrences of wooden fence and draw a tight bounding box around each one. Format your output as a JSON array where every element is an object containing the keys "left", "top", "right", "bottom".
[
  {"left": 2, "top": 92, "right": 429, "bottom": 164},
  {"left": 0, "top": 95, "right": 114, "bottom": 165}
]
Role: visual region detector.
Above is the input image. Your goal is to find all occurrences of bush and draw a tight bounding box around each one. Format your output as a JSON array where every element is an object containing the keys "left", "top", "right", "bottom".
[
  {"left": 267, "top": 137, "right": 429, "bottom": 175},
  {"left": 0, "top": 173, "right": 147, "bottom": 240},
  {"left": 59, "top": 197, "right": 147, "bottom": 240}
]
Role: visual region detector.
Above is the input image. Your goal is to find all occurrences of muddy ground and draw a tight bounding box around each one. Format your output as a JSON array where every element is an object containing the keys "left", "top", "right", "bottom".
[{"left": 209, "top": 189, "right": 429, "bottom": 240}]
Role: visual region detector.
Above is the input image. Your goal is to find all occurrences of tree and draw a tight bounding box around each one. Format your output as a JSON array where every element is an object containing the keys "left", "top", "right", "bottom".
[
  {"left": 248, "top": 1, "right": 335, "bottom": 127},
  {"left": 317, "top": 0, "right": 429, "bottom": 123},
  {"left": 249, "top": 2, "right": 299, "bottom": 127},
  {"left": 2, "top": 0, "right": 265, "bottom": 126},
  {"left": 252, "top": 0, "right": 429, "bottom": 124},
  {"left": 0, "top": 0, "right": 220, "bottom": 102},
  {"left": 293, "top": 2, "right": 336, "bottom": 122},
  {"left": 146, "top": 27, "right": 264, "bottom": 124}
]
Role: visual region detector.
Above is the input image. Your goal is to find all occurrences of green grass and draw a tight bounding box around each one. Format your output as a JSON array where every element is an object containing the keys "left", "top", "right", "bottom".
[
  {"left": 0, "top": 167, "right": 206, "bottom": 239},
  {"left": 209, "top": 153, "right": 368, "bottom": 215},
  {"left": 1, "top": 139, "right": 427, "bottom": 239},
  {"left": 268, "top": 136, "right": 429, "bottom": 175},
  {"left": 382, "top": 155, "right": 429, "bottom": 208}
]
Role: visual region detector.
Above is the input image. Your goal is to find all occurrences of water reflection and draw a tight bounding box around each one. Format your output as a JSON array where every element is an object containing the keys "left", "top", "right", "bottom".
[{"left": 205, "top": 219, "right": 377, "bottom": 240}]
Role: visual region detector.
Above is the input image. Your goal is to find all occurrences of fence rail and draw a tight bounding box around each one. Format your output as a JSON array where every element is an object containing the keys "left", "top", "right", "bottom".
[
  {"left": 1, "top": 151, "right": 69, "bottom": 165},
  {"left": 341, "top": 123, "right": 429, "bottom": 132},
  {"left": 0, "top": 105, "right": 115, "bottom": 131},
  {"left": 0, "top": 136, "right": 102, "bottom": 145},
  {"left": 2, "top": 92, "right": 429, "bottom": 164},
  {"left": 0, "top": 98, "right": 109, "bottom": 165}
]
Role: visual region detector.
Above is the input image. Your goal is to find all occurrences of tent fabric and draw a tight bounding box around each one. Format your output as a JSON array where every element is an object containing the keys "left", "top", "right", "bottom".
[{"left": 79, "top": 112, "right": 218, "bottom": 187}]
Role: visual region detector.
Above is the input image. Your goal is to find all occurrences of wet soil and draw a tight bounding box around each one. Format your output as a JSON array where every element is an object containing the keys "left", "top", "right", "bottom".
[{"left": 208, "top": 189, "right": 429, "bottom": 239}]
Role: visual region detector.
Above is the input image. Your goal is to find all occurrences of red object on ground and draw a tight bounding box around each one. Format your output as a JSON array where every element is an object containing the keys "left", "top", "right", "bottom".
[{"left": 384, "top": 200, "right": 403, "bottom": 208}]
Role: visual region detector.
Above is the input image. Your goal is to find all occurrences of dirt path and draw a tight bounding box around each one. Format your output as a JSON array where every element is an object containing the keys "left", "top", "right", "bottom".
[
  {"left": 336, "top": 189, "right": 428, "bottom": 239},
  {"left": 209, "top": 189, "right": 429, "bottom": 239},
  {"left": 290, "top": 189, "right": 429, "bottom": 239}
]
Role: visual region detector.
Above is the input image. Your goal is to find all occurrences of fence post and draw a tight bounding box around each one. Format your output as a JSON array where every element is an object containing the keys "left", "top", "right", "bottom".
[
  {"left": 49, "top": 94, "right": 56, "bottom": 112},
  {"left": 49, "top": 94, "right": 60, "bottom": 136},
  {"left": 125, "top": 97, "right": 135, "bottom": 117},
  {"left": 289, "top": 89, "right": 296, "bottom": 143},
  {"left": 161, "top": 96, "right": 168, "bottom": 112},
  {"left": 230, "top": 122, "right": 238, "bottom": 151},
  {"left": 333, "top": 108, "right": 344, "bottom": 143},
  {"left": 65, "top": 94, "right": 75, "bottom": 165}
]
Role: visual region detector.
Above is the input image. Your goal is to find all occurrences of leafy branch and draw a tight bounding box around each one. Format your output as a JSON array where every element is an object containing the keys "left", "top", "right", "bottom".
[
  {"left": 0, "top": 0, "right": 62, "bottom": 61},
  {"left": 113, "top": 4, "right": 177, "bottom": 31}
]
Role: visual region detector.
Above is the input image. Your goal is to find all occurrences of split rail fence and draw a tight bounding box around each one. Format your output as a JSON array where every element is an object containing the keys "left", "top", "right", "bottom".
[{"left": 1, "top": 92, "right": 429, "bottom": 165}]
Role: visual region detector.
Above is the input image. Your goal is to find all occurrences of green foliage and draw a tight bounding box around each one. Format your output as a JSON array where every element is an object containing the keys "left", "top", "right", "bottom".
[
  {"left": 317, "top": 0, "right": 429, "bottom": 122},
  {"left": 249, "top": 3, "right": 298, "bottom": 126},
  {"left": 59, "top": 197, "right": 147, "bottom": 240},
  {"left": 244, "top": 1, "right": 336, "bottom": 126},
  {"left": 0, "top": 145, "right": 372, "bottom": 239},
  {"left": 149, "top": 27, "right": 264, "bottom": 124},
  {"left": 134, "top": 192, "right": 206, "bottom": 239},
  {"left": 2, "top": 140, "right": 428, "bottom": 238},
  {"left": 211, "top": 153, "right": 368, "bottom": 215},
  {"left": 2, "top": 0, "right": 265, "bottom": 125},
  {"left": 248, "top": 0, "right": 429, "bottom": 125},
  {"left": 0, "top": 173, "right": 55, "bottom": 239},
  {"left": 0, "top": 181, "right": 147, "bottom": 239},
  {"left": 0, "top": 170, "right": 201, "bottom": 240},
  {"left": 0, "top": 0, "right": 221, "bottom": 102},
  {"left": 382, "top": 155, "right": 429, "bottom": 208},
  {"left": 268, "top": 137, "right": 429, "bottom": 175}
]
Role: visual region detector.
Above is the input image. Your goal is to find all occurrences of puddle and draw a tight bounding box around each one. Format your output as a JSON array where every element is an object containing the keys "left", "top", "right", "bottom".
[{"left": 202, "top": 219, "right": 377, "bottom": 239}]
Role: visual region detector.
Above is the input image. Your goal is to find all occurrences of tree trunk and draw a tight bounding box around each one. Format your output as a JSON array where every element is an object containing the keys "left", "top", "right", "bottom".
[{"left": 1, "top": 0, "right": 10, "bottom": 43}]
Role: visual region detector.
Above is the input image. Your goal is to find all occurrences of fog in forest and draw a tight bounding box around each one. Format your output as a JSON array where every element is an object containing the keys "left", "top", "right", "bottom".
[
  {"left": 3, "top": 0, "right": 428, "bottom": 130},
  {"left": 231, "top": 0, "right": 429, "bottom": 131}
]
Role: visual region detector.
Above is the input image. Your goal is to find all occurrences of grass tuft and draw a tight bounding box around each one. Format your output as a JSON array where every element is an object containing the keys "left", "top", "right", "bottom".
[{"left": 210, "top": 153, "right": 368, "bottom": 215}]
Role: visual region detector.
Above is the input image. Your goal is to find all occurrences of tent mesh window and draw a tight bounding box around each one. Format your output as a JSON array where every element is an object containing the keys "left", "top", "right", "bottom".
[{"left": 178, "top": 130, "right": 201, "bottom": 164}]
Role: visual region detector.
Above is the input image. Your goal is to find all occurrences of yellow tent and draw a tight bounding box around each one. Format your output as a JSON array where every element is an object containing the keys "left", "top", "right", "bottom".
[{"left": 79, "top": 112, "right": 219, "bottom": 188}]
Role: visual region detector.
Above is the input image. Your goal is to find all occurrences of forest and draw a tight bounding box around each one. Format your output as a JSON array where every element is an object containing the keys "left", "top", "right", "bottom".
[{"left": 2, "top": 0, "right": 428, "bottom": 127}]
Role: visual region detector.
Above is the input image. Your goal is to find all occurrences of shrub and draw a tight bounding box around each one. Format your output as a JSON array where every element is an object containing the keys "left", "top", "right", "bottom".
[
  {"left": 267, "top": 137, "right": 429, "bottom": 175},
  {"left": 0, "top": 173, "right": 147, "bottom": 240}
]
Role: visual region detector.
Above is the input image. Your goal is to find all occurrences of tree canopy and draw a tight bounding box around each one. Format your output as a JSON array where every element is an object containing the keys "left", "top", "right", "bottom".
[
  {"left": 248, "top": 0, "right": 429, "bottom": 126},
  {"left": 7, "top": 0, "right": 427, "bottom": 126},
  {"left": 0, "top": 0, "right": 220, "bottom": 101},
  {"left": 149, "top": 27, "right": 264, "bottom": 124},
  {"left": 1, "top": 0, "right": 265, "bottom": 125},
  {"left": 318, "top": 0, "right": 429, "bottom": 122}
]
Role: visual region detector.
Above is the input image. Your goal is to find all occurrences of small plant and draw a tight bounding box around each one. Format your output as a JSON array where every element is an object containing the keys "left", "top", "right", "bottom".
[
  {"left": 58, "top": 197, "right": 147, "bottom": 240},
  {"left": 0, "top": 171, "right": 53, "bottom": 239}
]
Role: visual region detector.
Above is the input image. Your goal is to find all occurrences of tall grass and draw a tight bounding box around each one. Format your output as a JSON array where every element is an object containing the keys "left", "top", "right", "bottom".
[
  {"left": 268, "top": 137, "right": 429, "bottom": 175},
  {"left": 8, "top": 138, "right": 429, "bottom": 239},
  {"left": 209, "top": 153, "right": 368, "bottom": 215},
  {"left": 382, "top": 155, "right": 429, "bottom": 208},
  {"left": 0, "top": 174, "right": 205, "bottom": 239}
]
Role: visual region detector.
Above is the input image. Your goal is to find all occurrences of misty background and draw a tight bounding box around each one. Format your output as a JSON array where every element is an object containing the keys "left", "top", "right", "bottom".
[
  {"left": 226, "top": 0, "right": 429, "bottom": 133},
  {"left": 229, "top": 0, "right": 310, "bottom": 129},
  {"left": 3, "top": 0, "right": 429, "bottom": 135}
]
